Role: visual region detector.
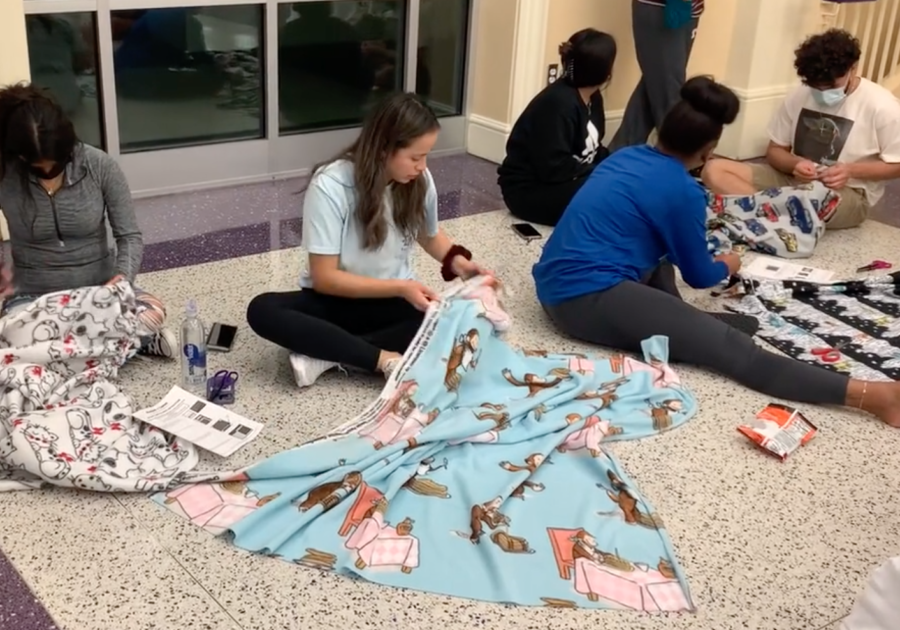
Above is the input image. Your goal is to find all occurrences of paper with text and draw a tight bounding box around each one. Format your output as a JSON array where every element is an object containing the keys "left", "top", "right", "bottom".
[
  {"left": 134, "top": 387, "right": 263, "bottom": 458},
  {"left": 743, "top": 256, "right": 835, "bottom": 284}
]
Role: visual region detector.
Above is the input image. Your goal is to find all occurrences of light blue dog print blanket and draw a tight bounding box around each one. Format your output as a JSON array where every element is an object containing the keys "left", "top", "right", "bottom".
[
  {"left": 706, "top": 181, "right": 839, "bottom": 259},
  {"left": 156, "top": 277, "right": 699, "bottom": 611}
]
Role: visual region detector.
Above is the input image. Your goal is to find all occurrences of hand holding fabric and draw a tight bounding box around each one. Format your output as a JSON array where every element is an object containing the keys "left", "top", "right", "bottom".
[
  {"left": 451, "top": 256, "right": 492, "bottom": 281},
  {"left": 819, "top": 163, "right": 850, "bottom": 190},
  {"left": 792, "top": 160, "right": 819, "bottom": 181},
  {"left": 0, "top": 264, "right": 13, "bottom": 299},
  {"left": 714, "top": 252, "right": 742, "bottom": 276},
  {"left": 399, "top": 280, "right": 439, "bottom": 312}
]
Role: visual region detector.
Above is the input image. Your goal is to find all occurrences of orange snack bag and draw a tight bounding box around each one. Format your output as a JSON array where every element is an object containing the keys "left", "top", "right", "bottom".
[{"left": 737, "top": 403, "right": 818, "bottom": 460}]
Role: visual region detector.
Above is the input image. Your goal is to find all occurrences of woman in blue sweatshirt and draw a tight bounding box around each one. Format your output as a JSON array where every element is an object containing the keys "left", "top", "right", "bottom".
[{"left": 533, "top": 76, "right": 900, "bottom": 427}]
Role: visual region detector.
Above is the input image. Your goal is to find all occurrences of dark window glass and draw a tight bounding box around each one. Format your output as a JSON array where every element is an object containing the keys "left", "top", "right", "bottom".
[
  {"left": 277, "top": 0, "right": 406, "bottom": 134},
  {"left": 111, "top": 5, "right": 265, "bottom": 153},
  {"left": 416, "top": 0, "right": 469, "bottom": 116},
  {"left": 25, "top": 12, "right": 104, "bottom": 149}
]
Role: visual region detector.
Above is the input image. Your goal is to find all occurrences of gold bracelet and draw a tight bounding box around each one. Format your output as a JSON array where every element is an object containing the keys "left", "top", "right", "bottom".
[{"left": 859, "top": 382, "right": 868, "bottom": 410}]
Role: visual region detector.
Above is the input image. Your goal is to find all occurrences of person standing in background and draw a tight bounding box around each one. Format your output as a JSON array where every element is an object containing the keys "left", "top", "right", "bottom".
[{"left": 609, "top": 0, "right": 704, "bottom": 152}]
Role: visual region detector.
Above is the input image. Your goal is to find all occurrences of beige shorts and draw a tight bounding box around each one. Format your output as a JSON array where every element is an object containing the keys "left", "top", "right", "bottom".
[{"left": 748, "top": 163, "right": 869, "bottom": 230}]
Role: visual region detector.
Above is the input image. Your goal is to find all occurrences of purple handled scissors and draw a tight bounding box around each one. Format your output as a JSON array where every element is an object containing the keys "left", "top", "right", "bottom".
[{"left": 207, "top": 370, "right": 238, "bottom": 404}]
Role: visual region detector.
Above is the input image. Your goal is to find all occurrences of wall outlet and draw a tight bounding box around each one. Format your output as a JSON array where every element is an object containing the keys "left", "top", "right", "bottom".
[{"left": 547, "top": 64, "right": 559, "bottom": 85}]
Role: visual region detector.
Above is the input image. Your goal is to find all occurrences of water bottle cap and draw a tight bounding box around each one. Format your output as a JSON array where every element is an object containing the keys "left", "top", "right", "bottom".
[{"left": 186, "top": 299, "right": 198, "bottom": 317}]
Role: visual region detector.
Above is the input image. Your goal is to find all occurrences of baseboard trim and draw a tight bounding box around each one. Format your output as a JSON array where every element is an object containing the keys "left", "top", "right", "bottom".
[
  {"left": 719, "top": 83, "right": 796, "bottom": 160},
  {"left": 466, "top": 114, "right": 511, "bottom": 164},
  {"left": 732, "top": 83, "right": 798, "bottom": 101},
  {"left": 466, "top": 83, "right": 796, "bottom": 165},
  {"left": 130, "top": 146, "right": 467, "bottom": 199}
]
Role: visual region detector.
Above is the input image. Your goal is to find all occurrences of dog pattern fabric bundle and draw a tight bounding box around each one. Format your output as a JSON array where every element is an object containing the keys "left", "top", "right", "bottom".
[
  {"left": 157, "top": 278, "right": 697, "bottom": 611},
  {"left": 724, "top": 273, "right": 900, "bottom": 381},
  {"left": 0, "top": 283, "right": 199, "bottom": 491},
  {"left": 706, "top": 181, "right": 838, "bottom": 259}
]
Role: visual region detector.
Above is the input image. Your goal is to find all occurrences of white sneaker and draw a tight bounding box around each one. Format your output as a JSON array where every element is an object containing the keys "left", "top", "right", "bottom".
[
  {"left": 139, "top": 328, "right": 177, "bottom": 360},
  {"left": 290, "top": 354, "right": 338, "bottom": 388}
]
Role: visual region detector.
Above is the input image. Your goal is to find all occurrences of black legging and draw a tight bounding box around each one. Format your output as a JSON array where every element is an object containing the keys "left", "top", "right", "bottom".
[
  {"left": 246, "top": 290, "right": 424, "bottom": 372},
  {"left": 543, "top": 264, "right": 849, "bottom": 404},
  {"left": 502, "top": 175, "right": 589, "bottom": 227}
]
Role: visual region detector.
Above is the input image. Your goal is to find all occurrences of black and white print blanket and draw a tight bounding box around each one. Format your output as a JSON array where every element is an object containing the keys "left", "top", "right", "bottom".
[
  {"left": 724, "top": 273, "right": 900, "bottom": 381},
  {"left": 0, "top": 283, "right": 199, "bottom": 491}
]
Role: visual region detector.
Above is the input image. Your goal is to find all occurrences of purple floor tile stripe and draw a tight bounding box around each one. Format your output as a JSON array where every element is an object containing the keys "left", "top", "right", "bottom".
[
  {"left": 142, "top": 222, "right": 273, "bottom": 273},
  {"left": 0, "top": 550, "right": 60, "bottom": 630},
  {"left": 131, "top": 153, "right": 900, "bottom": 274},
  {"left": 138, "top": 155, "right": 506, "bottom": 272}
]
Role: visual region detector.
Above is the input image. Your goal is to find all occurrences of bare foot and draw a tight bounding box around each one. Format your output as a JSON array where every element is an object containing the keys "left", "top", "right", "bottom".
[{"left": 849, "top": 381, "right": 900, "bottom": 427}]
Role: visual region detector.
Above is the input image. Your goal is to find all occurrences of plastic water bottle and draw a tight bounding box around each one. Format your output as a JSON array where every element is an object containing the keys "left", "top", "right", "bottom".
[{"left": 180, "top": 299, "right": 207, "bottom": 393}]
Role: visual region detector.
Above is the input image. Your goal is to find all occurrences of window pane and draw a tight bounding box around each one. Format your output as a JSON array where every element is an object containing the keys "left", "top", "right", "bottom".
[
  {"left": 416, "top": 0, "right": 469, "bottom": 116},
  {"left": 25, "top": 13, "right": 104, "bottom": 149},
  {"left": 278, "top": 0, "right": 406, "bottom": 135},
  {"left": 111, "top": 6, "right": 265, "bottom": 153}
]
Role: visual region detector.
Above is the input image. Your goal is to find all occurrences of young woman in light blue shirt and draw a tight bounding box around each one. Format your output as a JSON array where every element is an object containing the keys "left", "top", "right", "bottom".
[{"left": 247, "top": 93, "right": 488, "bottom": 387}]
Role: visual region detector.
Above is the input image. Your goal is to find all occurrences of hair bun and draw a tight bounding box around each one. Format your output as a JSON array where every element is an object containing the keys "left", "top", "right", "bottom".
[
  {"left": 680, "top": 75, "right": 740, "bottom": 126},
  {"left": 558, "top": 41, "right": 574, "bottom": 57}
]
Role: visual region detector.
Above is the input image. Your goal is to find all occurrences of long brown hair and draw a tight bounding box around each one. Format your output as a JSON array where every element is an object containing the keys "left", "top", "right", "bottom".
[{"left": 317, "top": 93, "right": 440, "bottom": 250}]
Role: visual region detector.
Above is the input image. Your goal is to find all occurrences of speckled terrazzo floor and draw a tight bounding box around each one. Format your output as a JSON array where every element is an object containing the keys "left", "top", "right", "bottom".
[
  {"left": 1, "top": 215, "right": 899, "bottom": 630},
  {"left": 1, "top": 155, "right": 900, "bottom": 630}
]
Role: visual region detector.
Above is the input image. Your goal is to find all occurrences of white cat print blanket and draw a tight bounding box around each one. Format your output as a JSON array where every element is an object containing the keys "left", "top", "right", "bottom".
[{"left": 0, "top": 283, "right": 199, "bottom": 491}]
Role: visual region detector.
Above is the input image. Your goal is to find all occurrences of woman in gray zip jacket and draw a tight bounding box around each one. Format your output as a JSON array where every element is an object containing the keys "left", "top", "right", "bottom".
[{"left": 0, "top": 83, "right": 174, "bottom": 359}]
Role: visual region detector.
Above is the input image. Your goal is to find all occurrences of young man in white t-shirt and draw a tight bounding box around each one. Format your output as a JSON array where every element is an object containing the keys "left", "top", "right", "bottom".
[{"left": 702, "top": 29, "right": 900, "bottom": 229}]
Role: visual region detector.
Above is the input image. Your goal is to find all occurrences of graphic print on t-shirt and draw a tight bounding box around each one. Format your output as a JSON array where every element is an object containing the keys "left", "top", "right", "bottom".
[
  {"left": 792, "top": 108, "right": 855, "bottom": 166},
  {"left": 578, "top": 120, "right": 600, "bottom": 165}
]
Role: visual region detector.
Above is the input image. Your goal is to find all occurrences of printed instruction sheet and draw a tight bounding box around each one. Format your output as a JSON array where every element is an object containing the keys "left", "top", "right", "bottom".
[
  {"left": 743, "top": 256, "right": 835, "bottom": 284},
  {"left": 134, "top": 386, "right": 263, "bottom": 457}
]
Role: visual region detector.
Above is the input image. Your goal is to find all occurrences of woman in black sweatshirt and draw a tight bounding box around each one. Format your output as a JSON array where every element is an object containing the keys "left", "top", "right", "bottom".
[{"left": 498, "top": 29, "right": 616, "bottom": 227}]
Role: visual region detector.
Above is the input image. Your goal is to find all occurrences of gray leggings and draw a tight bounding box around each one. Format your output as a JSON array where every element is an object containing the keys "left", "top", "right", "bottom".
[
  {"left": 544, "top": 266, "right": 849, "bottom": 405},
  {"left": 610, "top": 1, "right": 698, "bottom": 151}
]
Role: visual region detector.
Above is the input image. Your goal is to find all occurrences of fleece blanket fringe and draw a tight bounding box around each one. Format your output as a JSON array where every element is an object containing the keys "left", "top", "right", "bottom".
[
  {"left": 0, "top": 283, "right": 199, "bottom": 492},
  {"left": 156, "top": 277, "right": 699, "bottom": 611}
]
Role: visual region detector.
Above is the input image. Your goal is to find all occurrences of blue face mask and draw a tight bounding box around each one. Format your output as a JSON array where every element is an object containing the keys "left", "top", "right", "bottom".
[{"left": 812, "top": 87, "right": 847, "bottom": 107}]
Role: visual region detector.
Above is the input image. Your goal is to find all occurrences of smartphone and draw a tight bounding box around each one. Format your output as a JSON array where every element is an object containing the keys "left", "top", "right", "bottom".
[
  {"left": 207, "top": 322, "right": 238, "bottom": 352},
  {"left": 511, "top": 222, "right": 542, "bottom": 242}
]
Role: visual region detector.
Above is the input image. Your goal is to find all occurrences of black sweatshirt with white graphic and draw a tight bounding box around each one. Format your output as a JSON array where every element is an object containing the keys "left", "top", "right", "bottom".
[{"left": 498, "top": 79, "right": 608, "bottom": 190}]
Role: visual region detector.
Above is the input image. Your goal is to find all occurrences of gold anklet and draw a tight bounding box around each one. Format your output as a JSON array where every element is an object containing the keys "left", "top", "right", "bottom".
[{"left": 859, "top": 382, "right": 868, "bottom": 410}]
